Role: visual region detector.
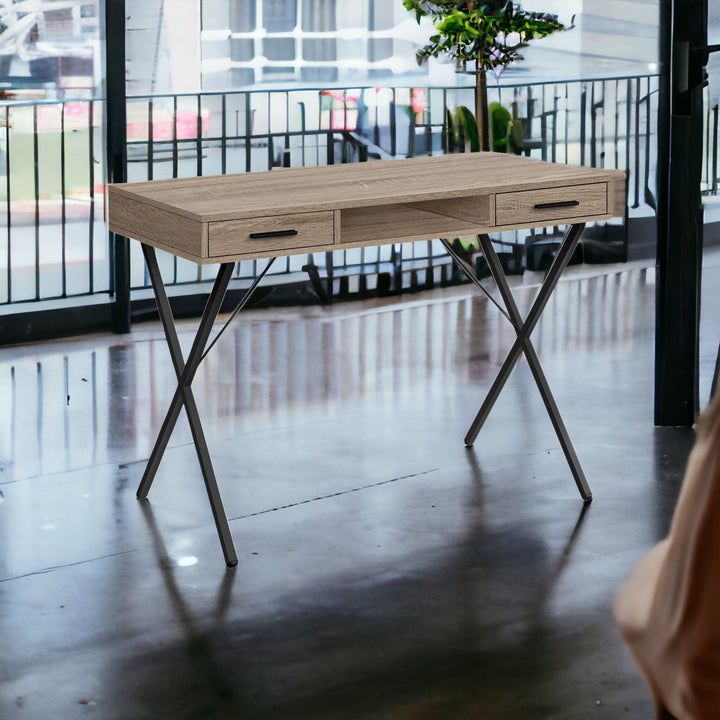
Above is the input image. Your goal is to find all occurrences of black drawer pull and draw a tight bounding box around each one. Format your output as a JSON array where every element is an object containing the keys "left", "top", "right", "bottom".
[
  {"left": 534, "top": 199, "right": 581, "bottom": 210},
  {"left": 248, "top": 229, "right": 299, "bottom": 239}
]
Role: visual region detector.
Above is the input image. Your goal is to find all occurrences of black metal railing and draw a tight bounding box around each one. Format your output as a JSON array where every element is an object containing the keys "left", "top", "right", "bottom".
[
  {"left": 1, "top": 98, "right": 106, "bottom": 305},
  {"left": 0, "top": 75, "right": 663, "bottom": 319}
]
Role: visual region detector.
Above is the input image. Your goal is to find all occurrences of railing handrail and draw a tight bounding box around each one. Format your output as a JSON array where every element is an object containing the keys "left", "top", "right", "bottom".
[
  {"left": 126, "top": 74, "right": 661, "bottom": 100},
  {"left": 1, "top": 72, "right": 661, "bottom": 109}
]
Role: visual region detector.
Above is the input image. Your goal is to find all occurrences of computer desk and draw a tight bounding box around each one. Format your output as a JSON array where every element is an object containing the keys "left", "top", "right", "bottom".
[{"left": 108, "top": 152, "right": 626, "bottom": 567}]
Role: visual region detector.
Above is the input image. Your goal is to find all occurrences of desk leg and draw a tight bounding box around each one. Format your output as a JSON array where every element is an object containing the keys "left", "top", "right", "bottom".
[
  {"left": 443, "top": 223, "right": 592, "bottom": 501},
  {"left": 138, "top": 245, "right": 238, "bottom": 566}
]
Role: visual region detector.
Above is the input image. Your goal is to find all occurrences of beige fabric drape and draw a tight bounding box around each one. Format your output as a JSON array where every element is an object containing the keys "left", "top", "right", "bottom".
[{"left": 614, "top": 392, "right": 720, "bottom": 719}]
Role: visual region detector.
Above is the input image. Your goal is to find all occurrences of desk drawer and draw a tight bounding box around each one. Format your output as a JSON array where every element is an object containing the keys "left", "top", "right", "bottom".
[
  {"left": 495, "top": 183, "right": 607, "bottom": 226},
  {"left": 209, "top": 211, "right": 334, "bottom": 257}
]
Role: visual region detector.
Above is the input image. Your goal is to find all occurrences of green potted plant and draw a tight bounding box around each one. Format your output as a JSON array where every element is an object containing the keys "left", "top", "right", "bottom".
[
  {"left": 403, "top": 0, "right": 567, "bottom": 151},
  {"left": 443, "top": 101, "right": 522, "bottom": 154}
]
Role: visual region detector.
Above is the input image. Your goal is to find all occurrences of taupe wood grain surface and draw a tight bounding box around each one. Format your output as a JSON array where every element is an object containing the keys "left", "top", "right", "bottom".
[{"left": 108, "top": 152, "right": 626, "bottom": 264}]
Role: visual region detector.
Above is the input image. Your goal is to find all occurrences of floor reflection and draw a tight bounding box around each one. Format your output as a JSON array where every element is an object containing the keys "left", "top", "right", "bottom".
[
  {"left": 0, "top": 262, "right": 659, "bottom": 486},
  {"left": 0, "top": 254, "right": 711, "bottom": 719}
]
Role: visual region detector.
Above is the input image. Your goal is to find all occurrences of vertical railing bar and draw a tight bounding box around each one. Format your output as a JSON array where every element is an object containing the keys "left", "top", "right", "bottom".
[
  {"left": 551, "top": 91, "right": 558, "bottom": 163},
  {"left": 564, "top": 82, "right": 569, "bottom": 165},
  {"left": 148, "top": 99, "right": 154, "bottom": 181},
  {"left": 373, "top": 88, "right": 380, "bottom": 147},
  {"left": 601, "top": 80, "right": 607, "bottom": 167},
  {"left": 60, "top": 102, "right": 67, "bottom": 297},
  {"left": 442, "top": 87, "right": 448, "bottom": 154},
  {"left": 541, "top": 83, "right": 546, "bottom": 160},
  {"left": 266, "top": 91, "right": 272, "bottom": 170},
  {"left": 172, "top": 96, "right": 179, "bottom": 284},
  {"left": 196, "top": 93, "right": 203, "bottom": 177},
  {"left": 284, "top": 89, "right": 289, "bottom": 140},
  {"left": 221, "top": 93, "right": 227, "bottom": 175},
  {"left": 704, "top": 94, "right": 710, "bottom": 189},
  {"left": 245, "top": 92, "right": 252, "bottom": 173},
  {"left": 710, "top": 100, "right": 715, "bottom": 193},
  {"left": 527, "top": 84, "right": 533, "bottom": 153},
  {"left": 390, "top": 87, "right": 397, "bottom": 157},
  {"left": 614, "top": 79, "right": 620, "bottom": 169},
  {"left": 343, "top": 88, "right": 348, "bottom": 134},
  {"left": 712, "top": 104, "right": 718, "bottom": 195},
  {"left": 33, "top": 104, "right": 40, "bottom": 300},
  {"left": 196, "top": 94, "right": 203, "bottom": 282},
  {"left": 172, "top": 95, "right": 179, "bottom": 178},
  {"left": 579, "top": 83, "right": 586, "bottom": 166},
  {"left": 633, "top": 77, "right": 641, "bottom": 208},
  {"left": 624, "top": 79, "right": 632, "bottom": 207},
  {"left": 4, "top": 106, "right": 11, "bottom": 303},
  {"left": 590, "top": 83, "right": 597, "bottom": 168},
  {"left": 88, "top": 99, "right": 95, "bottom": 294},
  {"left": 643, "top": 75, "right": 652, "bottom": 207},
  {"left": 299, "top": 100, "right": 306, "bottom": 167},
  {"left": 284, "top": 90, "right": 291, "bottom": 167},
  {"left": 407, "top": 86, "right": 417, "bottom": 159}
]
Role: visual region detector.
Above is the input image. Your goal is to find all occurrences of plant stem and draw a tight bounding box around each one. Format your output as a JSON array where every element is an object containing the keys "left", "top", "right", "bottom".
[{"left": 475, "top": 63, "right": 490, "bottom": 151}]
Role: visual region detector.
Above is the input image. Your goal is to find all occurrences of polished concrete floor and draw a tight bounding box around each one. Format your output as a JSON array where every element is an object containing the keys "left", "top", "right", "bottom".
[{"left": 1, "top": 249, "right": 719, "bottom": 719}]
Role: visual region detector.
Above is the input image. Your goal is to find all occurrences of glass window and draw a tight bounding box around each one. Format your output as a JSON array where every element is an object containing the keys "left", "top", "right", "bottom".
[
  {"left": 231, "top": 37, "right": 254, "bottom": 62},
  {"left": 369, "top": 0, "right": 393, "bottom": 31},
  {"left": 264, "top": 37, "right": 295, "bottom": 61},
  {"left": 202, "top": 0, "right": 230, "bottom": 30},
  {"left": 231, "top": 1, "right": 257, "bottom": 32},
  {"left": 263, "top": 0, "right": 296, "bottom": 32},
  {"left": 301, "top": 65, "right": 337, "bottom": 83},
  {"left": 231, "top": 67, "right": 255, "bottom": 87},
  {"left": 302, "top": 0, "right": 336, "bottom": 32},
  {"left": 302, "top": 38, "right": 335, "bottom": 62},
  {"left": 262, "top": 65, "right": 295, "bottom": 80},
  {"left": 367, "top": 37, "right": 392, "bottom": 62}
]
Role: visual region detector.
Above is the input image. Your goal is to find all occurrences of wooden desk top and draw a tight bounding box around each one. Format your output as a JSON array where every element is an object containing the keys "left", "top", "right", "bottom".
[{"left": 108, "top": 152, "right": 626, "bottom": 264}]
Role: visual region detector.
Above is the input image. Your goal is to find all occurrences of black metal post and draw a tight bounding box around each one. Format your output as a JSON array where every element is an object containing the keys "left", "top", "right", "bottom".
[
  {"left": 654, "top": 0, "right": 707, "bottom": 426},
  {"left": 103, "top": 0, "right": 130, "bottom": 333}
]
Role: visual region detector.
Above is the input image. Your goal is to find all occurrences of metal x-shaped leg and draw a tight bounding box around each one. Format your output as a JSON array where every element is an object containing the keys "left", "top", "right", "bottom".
[
  {"left": 442, "top": 223, "right": 592, "bottom": 502},
  {"left": 137, "top": 244, "right": 275, "bottom": 567}
]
